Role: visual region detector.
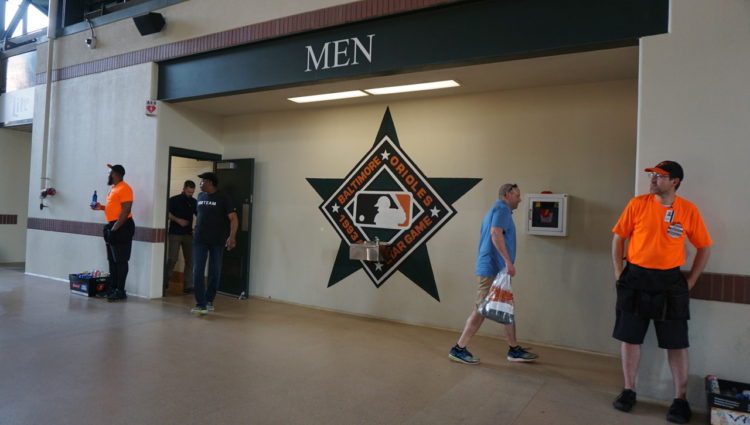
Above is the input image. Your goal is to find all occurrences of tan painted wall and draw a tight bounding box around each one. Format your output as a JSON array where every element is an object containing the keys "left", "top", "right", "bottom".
[
  {"left": 0, "top": 129, "right": 31, "bottom": 262},
  {"left": 221, "top": 80, "right": 637, "bottom": 356},
  {"left": 632, "top": 0, "right": 750, "bottom": 405},
  {"left": 169, "top": 157, "right": 211, "bottom": 198},
  {"left": 22, "top": 62, "right": 226, "bottom": 297},
  {"left": 40, "top": 0, "right": 354, "bottom": 70},
  {"left": 25, "top": 62, "right": 164, "bottom": 297}
]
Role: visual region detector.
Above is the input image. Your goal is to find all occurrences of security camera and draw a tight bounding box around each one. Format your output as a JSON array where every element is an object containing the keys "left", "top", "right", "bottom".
[{"left": 85, "top": 37, "right": 97, "bottom": 48}]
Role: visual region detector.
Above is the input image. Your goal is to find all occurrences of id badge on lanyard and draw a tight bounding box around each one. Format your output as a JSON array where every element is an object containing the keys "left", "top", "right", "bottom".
[{"left": 664, "top": 209, "right": 674, "bottom": 223}]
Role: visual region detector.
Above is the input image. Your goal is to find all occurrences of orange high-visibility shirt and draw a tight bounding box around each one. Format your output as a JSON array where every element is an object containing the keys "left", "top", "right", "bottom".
[
  {"left": 104, "top": 181, "right": 134, "bottom": 222},
  {"left": 613, "top": 194, "right": 712, "bottom": 270}
]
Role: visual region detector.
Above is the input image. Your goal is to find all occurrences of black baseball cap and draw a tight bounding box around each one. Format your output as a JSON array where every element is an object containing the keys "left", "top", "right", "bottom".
[
  {"left": 198, "top": 171, "right": 218, "bottom": 186},
  {"left": 645, "top": 160, "right": 683, "bottom": 180},
  {"left": 107, "top": 164, "right": 126, "bottom": 176}
]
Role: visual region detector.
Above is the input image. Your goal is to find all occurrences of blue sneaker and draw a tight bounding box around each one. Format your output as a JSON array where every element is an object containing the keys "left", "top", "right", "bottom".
[
  {"left": 448, "top": 345, "right": 480, "bottom": 365},
  {"left": 507, "top": 345, "right": 538, "bottom": 362}
]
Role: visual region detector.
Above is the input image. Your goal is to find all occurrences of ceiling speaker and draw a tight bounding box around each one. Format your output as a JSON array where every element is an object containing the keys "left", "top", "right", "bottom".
[{"left": 133, "top": 12, "right": 165, "bottom": 36}]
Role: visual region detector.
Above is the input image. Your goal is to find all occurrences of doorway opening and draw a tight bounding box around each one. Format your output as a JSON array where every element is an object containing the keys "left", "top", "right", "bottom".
[
  {"left": 0, "top": 126, "right": 32, "bottom": 270},
  {"left": 164, "top": 147, "right": 255, "bottom": 300}
]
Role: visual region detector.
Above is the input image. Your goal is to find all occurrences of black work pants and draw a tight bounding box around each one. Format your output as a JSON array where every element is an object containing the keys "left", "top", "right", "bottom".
[{"left": 104, "top": 218, "right": 135, "bottom": 293}]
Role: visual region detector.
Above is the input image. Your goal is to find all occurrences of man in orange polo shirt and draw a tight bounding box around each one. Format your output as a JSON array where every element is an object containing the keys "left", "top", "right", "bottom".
[
  {"left": 611, "top": 161, "right": 712, "bottom": 424},
  {"left": 91, "top": 164, "right": 135, "bottom": 302}
]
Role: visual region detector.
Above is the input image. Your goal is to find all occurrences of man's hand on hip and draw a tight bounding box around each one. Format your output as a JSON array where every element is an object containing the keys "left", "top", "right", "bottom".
[{"left": 614, "top": 268, "right": 623, "bottom": 281}]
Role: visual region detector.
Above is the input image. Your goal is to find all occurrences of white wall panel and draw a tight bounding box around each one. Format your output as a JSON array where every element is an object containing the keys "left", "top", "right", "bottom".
[
  {"left": 221, "top": 80, "right": 637, "bottom": 356},
  {"left": 635, "top": 0, "right": 750, "bottom": 405},
  {"left": 25, "top": 63, "right": 161, "bottom": 297}
]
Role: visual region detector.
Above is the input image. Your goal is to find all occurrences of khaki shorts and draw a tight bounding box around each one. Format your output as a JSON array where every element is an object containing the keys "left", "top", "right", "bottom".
[{"left": 474, "top": 275, "right": 494, "bottom": 308}]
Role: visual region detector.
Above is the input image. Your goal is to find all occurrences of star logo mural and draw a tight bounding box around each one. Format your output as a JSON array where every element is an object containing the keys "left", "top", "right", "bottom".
[{"left": 307, "top": 108, "right": 480, "bottom": 301}]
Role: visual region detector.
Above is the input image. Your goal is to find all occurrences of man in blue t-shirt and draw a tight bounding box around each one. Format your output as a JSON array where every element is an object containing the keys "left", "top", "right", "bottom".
[
  {"left": 190, "top": 172, "right": 238, "bottom": 316},
  {"left": 448, "top": 183, "right": 538, "bottom": 364}
]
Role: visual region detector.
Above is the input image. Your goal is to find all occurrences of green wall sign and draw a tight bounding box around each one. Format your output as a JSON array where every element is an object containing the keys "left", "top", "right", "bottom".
[
  {"left": 307, "top": 108, "right": 480, "bottom": 301},
  {"left": 158, "top": 0, "right": 667, "bottom": 101}
]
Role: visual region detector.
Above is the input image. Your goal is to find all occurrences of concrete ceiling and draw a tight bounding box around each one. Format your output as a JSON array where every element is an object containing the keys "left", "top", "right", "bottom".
[
  {"left": 176, "top": 46, "right": 638, "bottom": 117},
  {"left": 3, "top": 123, "right": 32, "bottom": 133}
]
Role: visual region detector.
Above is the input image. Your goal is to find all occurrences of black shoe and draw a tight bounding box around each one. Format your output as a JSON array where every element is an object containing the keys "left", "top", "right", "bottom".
[
  {"left": 613, "top": 389, "right": 636, "bottom": 412},
  {"left": 666, "top": 398, "right": 691, "bottom": 424},
  {"left": 507, "top": 345, "right": 538, "bottom": 362},
  {"left": 107, "top": 290, "right": 127, "bottom": 302}
]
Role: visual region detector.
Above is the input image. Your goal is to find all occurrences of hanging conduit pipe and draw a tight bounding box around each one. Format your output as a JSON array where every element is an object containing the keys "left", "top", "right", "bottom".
[{"left": 40, "top": 0, "right": 59, "bottom": 198}]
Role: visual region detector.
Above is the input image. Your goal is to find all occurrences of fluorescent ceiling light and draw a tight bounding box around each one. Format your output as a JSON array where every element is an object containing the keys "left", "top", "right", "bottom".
[
  {"left": 365, "top": 80, "right": 460, "bottom": 95},
  {"left": 288, "top": 90, "right": 368, "bottom": 103}
]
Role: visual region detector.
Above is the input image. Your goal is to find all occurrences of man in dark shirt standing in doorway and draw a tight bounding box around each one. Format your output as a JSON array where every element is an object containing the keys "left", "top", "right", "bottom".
[
  {"left": 165, "top": 180, "right": 197, "bottom": 295},
  {"left": 191, "top": 172, "right": 238, "bottom": 315}
]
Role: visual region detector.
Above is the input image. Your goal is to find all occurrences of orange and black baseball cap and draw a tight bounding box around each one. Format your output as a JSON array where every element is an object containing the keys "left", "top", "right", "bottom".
[
  {"left": 107, "top": 164, "right": 126, "bottom": 176},
  {"left": 645, "top": 160, "right": 683, "bottom": 180}
]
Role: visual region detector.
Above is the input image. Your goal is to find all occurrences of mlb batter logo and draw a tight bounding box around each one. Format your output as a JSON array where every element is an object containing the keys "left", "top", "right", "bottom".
[{"left": 354, "top": 192, "right": 412, "bottom": 229}]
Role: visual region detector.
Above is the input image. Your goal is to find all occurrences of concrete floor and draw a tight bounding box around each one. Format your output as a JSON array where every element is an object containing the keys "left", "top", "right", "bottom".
[{"left": 0, "top": 264, "right": 705, "bottom": 425}]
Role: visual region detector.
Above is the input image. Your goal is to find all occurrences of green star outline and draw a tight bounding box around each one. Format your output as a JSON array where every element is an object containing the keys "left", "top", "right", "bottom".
[{"left": 307, "top": 108, "right": 480, "bottom": 301}]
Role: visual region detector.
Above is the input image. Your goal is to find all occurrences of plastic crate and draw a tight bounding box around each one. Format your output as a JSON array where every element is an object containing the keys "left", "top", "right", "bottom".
[
  {"left": 69, "top": 274, "right": 109, "bottom": 297},
  {"left": 706, "top": 376, "right": 750, "bottom": 425}
]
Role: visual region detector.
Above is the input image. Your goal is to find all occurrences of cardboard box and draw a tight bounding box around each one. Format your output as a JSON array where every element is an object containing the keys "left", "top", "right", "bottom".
[{"left": 707, "top": 377, "right": 750, "bottom": 425}]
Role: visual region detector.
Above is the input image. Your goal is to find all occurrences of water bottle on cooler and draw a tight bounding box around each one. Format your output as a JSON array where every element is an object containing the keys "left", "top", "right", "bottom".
[
  {"left": 707, "top": 375, "right": 720, "bottom": 394},
  {"left": 90, "top": 190, "right": 98, "bottom": 209}
]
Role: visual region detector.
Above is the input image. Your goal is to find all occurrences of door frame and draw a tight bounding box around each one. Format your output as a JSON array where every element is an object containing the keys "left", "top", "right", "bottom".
[{"left": 163, "top": 147, "right": 221, "bottom": 297}]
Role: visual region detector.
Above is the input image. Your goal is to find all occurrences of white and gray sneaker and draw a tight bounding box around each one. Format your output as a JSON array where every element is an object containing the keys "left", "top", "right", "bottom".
[
  {"left": 190, "top": 306, "right": 208, "bottom": 315},
  {"left": 206, "top": 302, "right": 215, "bottom": 311}
]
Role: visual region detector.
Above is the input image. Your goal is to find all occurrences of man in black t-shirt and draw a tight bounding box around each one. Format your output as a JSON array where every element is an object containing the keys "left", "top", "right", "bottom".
[
  {"left": 191, "top": 172, "right": 238, "bottom": 315},
  {"left": 164, "top": 180, "right": 197, "bottom": 295}
]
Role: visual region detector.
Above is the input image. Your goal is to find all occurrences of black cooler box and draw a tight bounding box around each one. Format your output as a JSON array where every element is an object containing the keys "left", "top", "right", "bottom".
[
  {"left": 69, "top": 274, "right": 109, "bottom": 297},
  {"left": 706, "top": 376, "right": 750, "bottom": 425}
]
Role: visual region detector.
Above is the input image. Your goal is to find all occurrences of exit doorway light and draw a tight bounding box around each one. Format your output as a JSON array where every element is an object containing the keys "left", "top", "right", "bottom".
[
  {"left": 364, "top": 80, "right": 460, "bottom": 95},
  {"left": 288, "top": 90, "right": 368, "bottom": 103}
]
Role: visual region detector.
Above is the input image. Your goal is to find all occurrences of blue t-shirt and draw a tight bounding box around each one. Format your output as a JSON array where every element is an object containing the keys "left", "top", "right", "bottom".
[{"left": 475, "top": 200, "right": 516, "bottom": 277}]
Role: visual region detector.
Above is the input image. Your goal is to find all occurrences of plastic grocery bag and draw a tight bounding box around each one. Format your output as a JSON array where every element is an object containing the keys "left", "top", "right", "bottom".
[{"left": 477, "top": 270, "right": 514, "bottom": 324}]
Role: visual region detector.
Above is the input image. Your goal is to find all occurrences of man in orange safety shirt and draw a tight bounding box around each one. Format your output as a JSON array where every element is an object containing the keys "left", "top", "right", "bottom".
[
  {"left": 91, "top": 164, "right": 135, "bottom": 302},
  {"left": 611, "top": 161, "right": 712, "bottom": 424}
]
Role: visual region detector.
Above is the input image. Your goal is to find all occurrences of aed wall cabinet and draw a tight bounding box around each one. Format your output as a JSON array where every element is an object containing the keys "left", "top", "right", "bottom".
[{"left": 526, "top": 194, "right": 568, "bottom": 237}]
